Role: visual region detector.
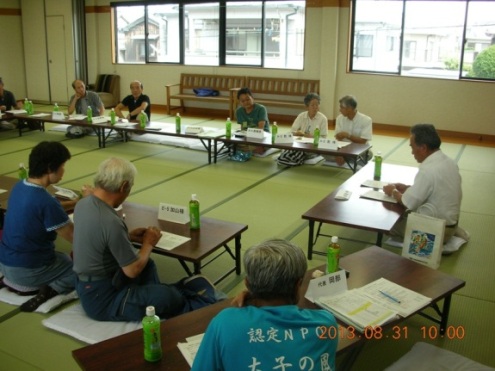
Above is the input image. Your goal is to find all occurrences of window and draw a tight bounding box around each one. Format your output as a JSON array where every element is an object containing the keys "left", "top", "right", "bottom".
[
  {"left": 111, "top": 1, "right": 305, "bottom": 70},
  {"left": 350, "top": 0, "right": 495, "bottom": 81}
]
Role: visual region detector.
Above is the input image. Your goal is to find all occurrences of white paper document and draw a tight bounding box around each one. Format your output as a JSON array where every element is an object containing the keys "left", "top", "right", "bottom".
[
  {"left": 359, "top": 278, "right": 431, "bottom": 317},
  {"left": 155, "top": 231, "right": 191, "bottom": 251},
  {"left": 360, "top": 189, "right": 397, "bottom": 203},
  {"left": 6, "top": 109, "right": 27, "bottom": 114},
  {"left": 361, "top": 179, "right": 389, "bottom": 189},
  {"left": 52, "top": 185, "right": 79, "bottom": 200},
  {"left": 0, "top": 188, "right": 7, "bottom": 195},
  {"left": 177, "top": 333, "right": 204, "bottom": 367},
  {"left": 113, "top": 122, "right": 135, "bottom": 128},
  {"left": 68, "top": 114, "right": 87, "bottom": 120},
  {"left": 317, "top": 290, "right": 398, "bottom": 332},
  {"left": 316, "top": 278, "right": 431, "bottom": 331},
  {"left": 30, "top": 113, "right": 50, "bottom": 117}
]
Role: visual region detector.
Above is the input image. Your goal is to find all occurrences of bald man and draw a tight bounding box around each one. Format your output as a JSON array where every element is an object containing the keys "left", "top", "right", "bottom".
[{"left": 115, "top": 80, "right": 151, "bottom": 120}]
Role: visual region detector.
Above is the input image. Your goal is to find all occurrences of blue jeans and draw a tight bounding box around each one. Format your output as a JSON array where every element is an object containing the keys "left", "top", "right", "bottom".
[
  {"left": 0, "top": 252, "right": 75, "bottom": 294},
  {"left": 76, "top": 260, "right": 215, "bottom": 322}
]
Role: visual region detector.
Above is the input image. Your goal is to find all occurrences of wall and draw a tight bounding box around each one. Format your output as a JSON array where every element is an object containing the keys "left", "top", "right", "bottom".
[{"left": 0, "top": 0, "right": 26, "bottom": 99}]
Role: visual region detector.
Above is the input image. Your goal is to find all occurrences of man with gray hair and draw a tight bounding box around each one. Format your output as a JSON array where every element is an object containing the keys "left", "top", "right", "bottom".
[
  {"left": 72, "top": 157, "right": 217, "bottom": 321},
  {"left": 334, "top": 95, "right": 372, "bottom": 165},
  {"left": 192, "top": 239, "right": 338, "bottom": 371},
  {"left": 383, "top": 124, "right": 466, "bottom": 247}
]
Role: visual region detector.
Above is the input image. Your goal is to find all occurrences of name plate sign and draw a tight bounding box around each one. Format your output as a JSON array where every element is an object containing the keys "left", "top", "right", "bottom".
[
  {"left": 52, "top": 111, "right": 65, "bottom": 120},
  {"left": 275, "top": 133, "right": 294, "bottom": 144},
  {"left": 319, "top": 138, "right": 339, "bottom": 150},
  {"left": 305, "top": 269, "right": 347, "bottom": 303},
  {"left": 185, "top": 125, "right": 204, "bottom": 134},
  {"left": 246, "top": 128, "right": 264, "bottom": 139},
  {"left": 158, "top": 203, "right": 188, "bottom": 224}
]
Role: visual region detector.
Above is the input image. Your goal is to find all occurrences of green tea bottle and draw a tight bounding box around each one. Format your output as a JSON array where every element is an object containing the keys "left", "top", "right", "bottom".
[
  {"left": 175, "top": 113, "right": 181, "bottom": 134},
  {"left": 189, "top": 194, "right": 200, "bottom": 230},
  {"left": 142, "top": 306, "right": 162, "bottom": 362},
  {"left": 374, "top": 151, "right": 382, "bottom": 181},
  {"left": 327, "top": 236, "right": 341, "bottom": 274},
  {"left": 226, "top": 117, "right": 232, "bottom": 139}
]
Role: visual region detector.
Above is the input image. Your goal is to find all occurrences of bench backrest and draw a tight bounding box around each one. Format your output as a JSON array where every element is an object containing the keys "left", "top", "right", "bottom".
[
  {"left": 246, "top": 76, "right": 320, "bottom": 96},
  {"left": 180, "top": 74, "right": 246, "bottom": 94}
]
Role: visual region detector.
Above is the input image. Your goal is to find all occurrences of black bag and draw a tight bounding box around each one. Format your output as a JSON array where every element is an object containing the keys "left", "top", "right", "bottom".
[{"left": 277, "top": 150, "right": 306, "bottom": 167}]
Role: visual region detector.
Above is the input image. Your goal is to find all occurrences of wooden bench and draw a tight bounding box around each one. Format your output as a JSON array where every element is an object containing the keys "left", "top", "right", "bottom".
[
  {"left": 245, "top": 76, "right": 320, "bottom": 111},
  {"left": 166, "top": 74, "right": 246, "bottom": 118}
]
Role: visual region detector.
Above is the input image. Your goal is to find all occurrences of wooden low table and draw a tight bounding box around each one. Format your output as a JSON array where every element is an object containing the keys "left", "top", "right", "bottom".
[
  {"left": 214, "top": 134, "right": 371, "bottom": 173},
  {"left": 302, "top": 162, "right": 418, "bottom": 259},
  {"left": 73, "top": 246, "right": 465, "bottom": 371},
  {"left": 121, "top": 202, "right": 248, "bottom": 284}
]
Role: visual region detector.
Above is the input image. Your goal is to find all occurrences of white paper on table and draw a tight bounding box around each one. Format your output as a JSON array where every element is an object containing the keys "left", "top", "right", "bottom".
[
  {"left": 30, "top": 113, "right": 51, "bottom": 117},
  {"left": 0, "top": 189, "right": 7, "bottom": 195},
  {"left": 359, "top": 278, "right": 431, "bottom": 317},
  {"left": 361, "top": 179, "right": 390, "bottom": 188},
  {"left": 177, "top": 333, "right": 204, "bottom": 367},
  {"left": 155, "top": 231, "right": 191, "bottom": 251},
  {"left": 68, "top": 114, "right": 87, "bottom": 120},
  {"left": 52, "top": 185, "right": 79, "bottom": 200},
  {"left": 6, "top": 109, "right": 27, "bottom": 114},
  {"left": 360, "top": 189, "right": 397, "bottom": 203},
  {"left": 113, "top": 123, "right": 135, "bottom": 128}
]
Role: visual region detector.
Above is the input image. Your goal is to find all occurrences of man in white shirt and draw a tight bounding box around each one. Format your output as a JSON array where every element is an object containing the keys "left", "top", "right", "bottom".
[
  {"left": 383, "top": 124, "right": 464, "bottom": 244},
  {"left": 334, "top": 95, "right": 372, "bottom": 166}
]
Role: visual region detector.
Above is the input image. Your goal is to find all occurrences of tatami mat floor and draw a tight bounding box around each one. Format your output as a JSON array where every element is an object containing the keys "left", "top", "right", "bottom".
[{"left": 0, "top": 106, "right": 494, "bottom": 370}]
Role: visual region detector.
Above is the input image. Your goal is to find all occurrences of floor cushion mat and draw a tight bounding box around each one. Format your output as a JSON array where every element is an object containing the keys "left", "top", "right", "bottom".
[
  {"left": 42, "top": 303, "right": 141, "bottom": 344},
  {"left": 0, "top": 287, "right": 78, "bottom": 313},
  {"left": 384, "top": 342, "right": 494, "bottom": 370}
]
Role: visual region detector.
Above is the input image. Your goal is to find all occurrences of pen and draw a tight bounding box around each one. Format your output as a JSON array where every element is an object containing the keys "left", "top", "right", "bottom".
[{"left": 379, "top": 290, "right": 401, "bottom": 304}]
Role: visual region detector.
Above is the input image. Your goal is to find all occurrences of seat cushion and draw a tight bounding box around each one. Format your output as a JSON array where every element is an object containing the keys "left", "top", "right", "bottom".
[{"left": 385, "top": 342, "right": 494, "bottom": 371}]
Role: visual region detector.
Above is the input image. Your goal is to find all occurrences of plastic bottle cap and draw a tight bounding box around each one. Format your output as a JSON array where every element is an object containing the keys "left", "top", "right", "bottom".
[
  {"left": 176, "top": 113, "right": 180, "bottom": 116},
  {"left": 19, "top": 163, "right": 24, "bottom": 167},
  {"left": 227, "top": 117, "right": 230, "bottom": 120},
  {"left": 377, "top": 151, "right": 382, "bottom": 155},
  {"left": 191, "top": 194, "right": 197, "bottom": 200},
  {"left": 331, "top": 236, "right": 339, "bottom": 243},
  {"left": 146, "top": 306, "right": 155, "bottom": 316}
]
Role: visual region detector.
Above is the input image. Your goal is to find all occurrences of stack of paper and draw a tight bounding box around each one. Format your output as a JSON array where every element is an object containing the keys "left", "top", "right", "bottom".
[
  {"left": 317, "top": 290, "right": 398, "bottom": 331},
  {"left": 316, "top": 278, "right": 431, "bottom": 331}
]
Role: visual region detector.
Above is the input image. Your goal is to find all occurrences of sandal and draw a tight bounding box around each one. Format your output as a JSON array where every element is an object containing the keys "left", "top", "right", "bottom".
[{"left": 20, "top": 285, "right": 58, "bottom": 312}]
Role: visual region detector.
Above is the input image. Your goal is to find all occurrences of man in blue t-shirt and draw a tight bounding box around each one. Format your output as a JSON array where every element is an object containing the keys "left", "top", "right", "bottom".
[
  {"left": 115, "top": 80, "right": 151, "bottom": 121},
  {"left": 192, "top": 239, "right": 338, "bottom": 371}
]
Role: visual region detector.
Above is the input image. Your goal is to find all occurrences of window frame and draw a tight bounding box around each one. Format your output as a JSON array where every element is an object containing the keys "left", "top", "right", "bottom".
[
  {"left": 110, "top": 0, "right": 306, "bottom": 70},
  {"left": 349, "top": 0, "right": 495, "bottom": 82}
]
